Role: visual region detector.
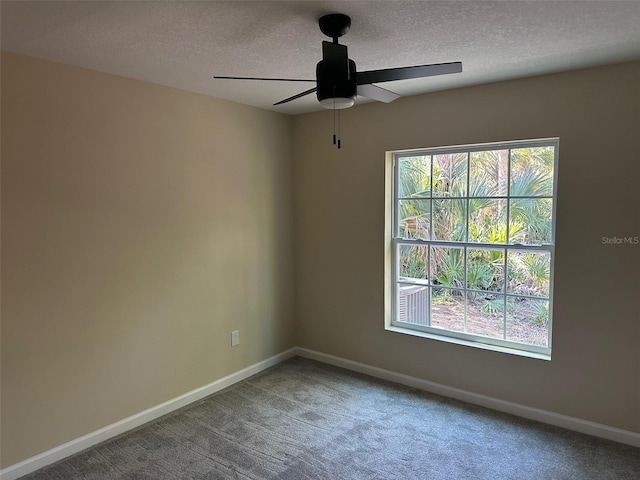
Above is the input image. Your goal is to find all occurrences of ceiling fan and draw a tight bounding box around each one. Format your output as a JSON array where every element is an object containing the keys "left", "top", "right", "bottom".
[{"left": 215, "top": 13, "right": 462, "bottom": 146}]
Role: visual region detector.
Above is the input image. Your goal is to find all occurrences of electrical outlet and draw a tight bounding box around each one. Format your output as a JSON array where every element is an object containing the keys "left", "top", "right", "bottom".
[{"left": 231, "top": 330, "right": 240, "bottom": 347}]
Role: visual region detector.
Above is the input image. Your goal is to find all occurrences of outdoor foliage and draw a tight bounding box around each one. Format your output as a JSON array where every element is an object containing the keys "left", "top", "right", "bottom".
[{"left": 397, "top": 146, "right": 554, "bottom": 346}]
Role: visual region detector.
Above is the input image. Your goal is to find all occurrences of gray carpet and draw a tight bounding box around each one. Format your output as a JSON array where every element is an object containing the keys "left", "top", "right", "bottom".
[{"left": 22, "top": 357, "right": 640, "bottom": 479}]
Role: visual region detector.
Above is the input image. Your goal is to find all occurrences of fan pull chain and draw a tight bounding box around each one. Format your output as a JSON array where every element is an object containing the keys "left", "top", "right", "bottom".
[
  {"left": 333, "top": 94, "right": 336, "bottom": 145},
  {"left": 331, "top": 91, "right": 341, "bottom": 149},
  {"left": 337, "top": 109, "right": 341, "bottom": 149}
]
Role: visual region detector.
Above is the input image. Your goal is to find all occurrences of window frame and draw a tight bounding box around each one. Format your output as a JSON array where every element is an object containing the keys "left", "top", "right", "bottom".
[{"left": 386, "top": 138, "right": 559, "bottom": 359}]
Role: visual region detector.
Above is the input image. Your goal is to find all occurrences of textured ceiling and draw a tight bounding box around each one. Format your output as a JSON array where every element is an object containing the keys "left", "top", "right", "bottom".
[{"left": 2, "top": 1, "right": 640, "bottom": 115}]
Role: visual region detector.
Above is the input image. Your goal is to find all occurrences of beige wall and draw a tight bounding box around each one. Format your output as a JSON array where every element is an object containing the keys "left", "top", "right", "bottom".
[
  {"left": 293, "top": 62, "right": 640, "bottom": 433},
  {"left": 1, "top": 52, "right": 295, "bottom": 467}
]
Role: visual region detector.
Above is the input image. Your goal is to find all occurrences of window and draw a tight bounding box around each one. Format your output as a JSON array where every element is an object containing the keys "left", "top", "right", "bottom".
[{"left": 386, "top": 139, "right": 558, "bottom": 358}]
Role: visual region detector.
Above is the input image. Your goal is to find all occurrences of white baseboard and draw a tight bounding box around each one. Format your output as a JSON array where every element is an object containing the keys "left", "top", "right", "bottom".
[
  {"left": 0, "top": 348, "right": 297, "bottom": 480},
  {"left": 3, "top": 346, "right": 638, "bottom": 479},
  {"left": 294, "top": 347, "right": 640, "bottom": 449}
]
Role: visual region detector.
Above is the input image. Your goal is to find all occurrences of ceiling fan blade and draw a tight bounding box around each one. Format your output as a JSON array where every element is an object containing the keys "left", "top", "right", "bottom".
[
  {"left": 274, "top": 87, "right": 318, "bottom": 105},
  {"left": 214, "top": 76, "right": 314, "bottom": 82},
  {"left": 357, "top": 84, "right": 400, "bottom": 103},
  {"left": 322, "top": 41, "right": 349, "bottom": 76},
  {"left": 356, "top": 61, "right": 462, "bottom": 85}
]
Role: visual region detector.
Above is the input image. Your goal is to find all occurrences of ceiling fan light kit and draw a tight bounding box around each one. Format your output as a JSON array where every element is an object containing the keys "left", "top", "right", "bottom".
[
  {"left": 215, "top": 13, "right": 462, "bottom": 146},
  {"left": 319, "top": 97, "right": 355, "bottom": 109}
]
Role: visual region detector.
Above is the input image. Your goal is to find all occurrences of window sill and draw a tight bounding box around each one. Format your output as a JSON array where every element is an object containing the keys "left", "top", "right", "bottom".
[{"left": 385, "top": 325, "right": 551, "bottom": 361}]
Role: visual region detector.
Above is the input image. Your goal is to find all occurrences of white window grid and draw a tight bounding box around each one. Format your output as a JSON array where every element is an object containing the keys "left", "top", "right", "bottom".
[{"left": 391, "top": 138, "right": 558, "bottom": 356}]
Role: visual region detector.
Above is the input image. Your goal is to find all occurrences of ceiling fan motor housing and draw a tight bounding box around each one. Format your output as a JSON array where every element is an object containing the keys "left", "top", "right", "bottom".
[{"left": 316, "top": 59, "right": 357, "bottom": 107}]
